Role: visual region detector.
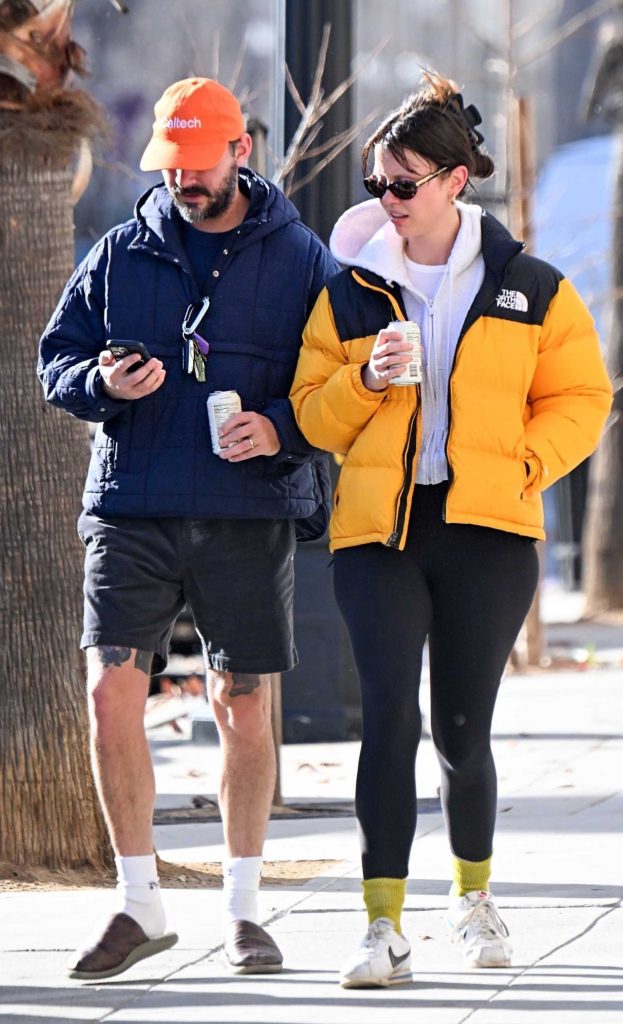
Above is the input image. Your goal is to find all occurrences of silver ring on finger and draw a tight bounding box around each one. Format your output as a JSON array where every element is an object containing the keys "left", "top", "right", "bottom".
[{"left": 248, "top": 437, "right": 254, "bottom": 450}]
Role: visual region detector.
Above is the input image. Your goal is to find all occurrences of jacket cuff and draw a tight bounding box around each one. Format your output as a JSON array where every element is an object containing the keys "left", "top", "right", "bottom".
[
  {"left": 352, "top": 364, "right": 388, "bottom": 402},
  {"left": 264, "top": 400, "right": 314, "bottom": 463},
  {"left": 85, "top": 365, "right": 129, "bottom": 421}
]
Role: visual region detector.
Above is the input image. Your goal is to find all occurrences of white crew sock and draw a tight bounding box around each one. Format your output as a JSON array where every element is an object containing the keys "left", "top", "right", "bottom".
[
  {"left": 115, "top": 854, "right": 166, "bottom": 939},
  {"left": 223, "top": 856, "right": 262, "bottom": 925}
]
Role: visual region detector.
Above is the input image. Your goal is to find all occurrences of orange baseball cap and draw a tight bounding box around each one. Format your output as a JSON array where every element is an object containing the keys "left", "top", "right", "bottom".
[{"left": 140, "top": 77, "right": 245, "bottom": 171}]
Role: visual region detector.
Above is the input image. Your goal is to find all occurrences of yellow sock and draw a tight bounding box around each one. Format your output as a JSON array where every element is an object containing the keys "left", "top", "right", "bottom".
[
  {"left": 451, "top": 855, "right": 492, "bottom": 897},
  {"left": 362, "top": 877, "right": 407, "bottom": 933}
]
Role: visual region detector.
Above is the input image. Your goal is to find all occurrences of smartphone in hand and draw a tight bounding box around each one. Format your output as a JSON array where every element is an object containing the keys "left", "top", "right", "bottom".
[{"left": 105, "top": 340, "right": 152, "bottom": 373}]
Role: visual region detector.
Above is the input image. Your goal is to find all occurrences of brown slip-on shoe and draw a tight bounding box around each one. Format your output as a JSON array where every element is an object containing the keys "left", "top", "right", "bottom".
[
  {"left": 67, "top": 912, "right": 178, "bottom": 981},
  {"left": 223, "top": 919, "right": 283, "bottom": 974}
]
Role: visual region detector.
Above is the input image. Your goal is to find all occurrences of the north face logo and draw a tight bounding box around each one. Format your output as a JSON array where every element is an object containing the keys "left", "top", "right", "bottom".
[{"left": 496, "top": 288, "right": 528, "bottom": 312}]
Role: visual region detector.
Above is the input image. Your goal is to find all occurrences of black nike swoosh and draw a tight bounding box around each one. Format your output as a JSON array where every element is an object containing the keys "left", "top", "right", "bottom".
[{"left": 388, "top": 946, "right": 410, "bottom": 969}]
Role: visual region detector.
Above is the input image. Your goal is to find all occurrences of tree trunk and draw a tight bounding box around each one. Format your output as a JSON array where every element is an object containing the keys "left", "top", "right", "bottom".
[
  {"left": 0, "top": 157, "right": 109, "bottom": 868},
  {"left": 582, "top": 135, "right": 623, "bottom": 614}
]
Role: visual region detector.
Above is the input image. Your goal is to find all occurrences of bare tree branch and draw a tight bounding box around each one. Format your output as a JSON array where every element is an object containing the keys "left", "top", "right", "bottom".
[
  {"left": 237, "top": 84, "right": 256, "bottom": 109},
  {"left": 518, "top": 0, "right": 621, "bottom": 69},
  {"left": 300, "top": 115, "right": 378, "bottom": 160},
  {"left": 274, "top": 30, "right": 388, "bottom": 195},
  {"left": 288, "top": 120, "right": 324, "bottom": 159},
  {"left": 178, "top": 2, "right": 203, "bottom": 80},
  {"left": 94, "top": 155, "right": 143, "bottom": 183},
  {"left": 212, "top": 29, "right": 220, "bottom": 81},
  {"left": 317, "top": 38, "right": 388, "bottom": 118},
  {"left": 309, "top": 22, "right": 331, "bottom": 110},
  {"left": 278, "top": 106, "right": 314, "bottom": 182},
  {"left": 512, "top": 1, "right": 562, "bottom": 42},
  {"left": 288, "top": 122, "right": 374, "bottom": 195},
  {"left": 285, "top": 64, "right": 307, "bottom": 117},
  {"left": 227, "top": 38, "right": 247, "bottom": 95},
  {"left": 280, "top": 123, "right": 325, "bottom": 191}
]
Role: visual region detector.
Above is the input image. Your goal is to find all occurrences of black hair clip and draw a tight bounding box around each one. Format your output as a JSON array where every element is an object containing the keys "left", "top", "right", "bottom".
[{"left": 452, "top": 92, "right": 485, "bottom": 149}]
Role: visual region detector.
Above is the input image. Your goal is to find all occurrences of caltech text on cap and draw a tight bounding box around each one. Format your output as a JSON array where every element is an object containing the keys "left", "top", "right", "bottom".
[{"left": 158, "top": 116, "right": 203, "bottom": 129}]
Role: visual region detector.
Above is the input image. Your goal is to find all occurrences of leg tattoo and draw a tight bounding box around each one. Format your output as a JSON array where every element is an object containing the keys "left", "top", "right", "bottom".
[
  {"left": 229, "top": 673, "right": 265, "bottom": 697},
  {"left": 94, "top": 646, "right": 153, "bottom": 674},
  {"left": 96, "top": 646, "right": 132, "bottom": 668}
]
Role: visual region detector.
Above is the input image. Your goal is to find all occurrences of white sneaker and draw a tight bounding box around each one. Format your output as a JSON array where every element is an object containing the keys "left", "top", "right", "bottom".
[
  {"left": 339, "top": 917, "right": 412, "bottom": 988},
  {"left": 448, "top": 890, "right": 512, "bottom": 968}
]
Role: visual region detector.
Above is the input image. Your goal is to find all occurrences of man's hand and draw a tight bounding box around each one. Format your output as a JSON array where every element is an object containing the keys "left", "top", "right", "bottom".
[
  {"left": 218, "top": 411, "right": 281, "bottom": 461},
  {"left": 99, "top": 349, "right": 166, "bottom": 400},
  {"left": 362, "top": 328, "right": 414, "bottom": 392}
]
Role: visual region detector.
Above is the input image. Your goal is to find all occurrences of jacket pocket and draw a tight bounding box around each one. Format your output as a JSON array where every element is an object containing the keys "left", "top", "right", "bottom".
[
  {"left": 520, "top": 452, "right": 541, "bottom": 499},
  {"left": 98, "top": 409, "right": 132, "bottom": 472}
]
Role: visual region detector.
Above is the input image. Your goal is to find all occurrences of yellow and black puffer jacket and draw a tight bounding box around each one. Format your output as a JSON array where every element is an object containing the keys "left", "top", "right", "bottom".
[{"left": 290, "top": 211, "right": 612, "bottom": 552}]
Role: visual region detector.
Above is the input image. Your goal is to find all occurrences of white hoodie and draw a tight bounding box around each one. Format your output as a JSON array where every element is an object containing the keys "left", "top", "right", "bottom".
[{"left": 329, "top": 199, "right": 485, "bottom": 484}]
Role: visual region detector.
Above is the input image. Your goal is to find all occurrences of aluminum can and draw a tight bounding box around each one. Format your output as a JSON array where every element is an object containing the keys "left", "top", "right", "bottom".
[
  {"left": 207, "top": 390, "right": 242, "bottom": 454},
  {"left": 388, "top": 320, "right": 422, "bottom": 385}
]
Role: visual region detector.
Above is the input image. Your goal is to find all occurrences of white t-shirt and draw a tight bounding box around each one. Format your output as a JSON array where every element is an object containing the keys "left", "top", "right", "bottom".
[{"left": 403, "top": 256, "right": 446, "bottom": 304}]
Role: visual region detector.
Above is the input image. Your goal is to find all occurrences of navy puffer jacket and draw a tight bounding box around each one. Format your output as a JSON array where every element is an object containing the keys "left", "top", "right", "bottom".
[{"left": 38, "top": 170, "right": 338, "bottom": 527}]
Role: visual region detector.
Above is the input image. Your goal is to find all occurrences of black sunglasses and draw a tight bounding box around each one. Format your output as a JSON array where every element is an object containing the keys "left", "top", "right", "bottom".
[{"left": 363, "top": 166, "right": 448, "bottom": 200}]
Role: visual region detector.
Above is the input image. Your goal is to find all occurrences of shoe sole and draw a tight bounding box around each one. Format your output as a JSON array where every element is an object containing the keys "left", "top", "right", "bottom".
[
  {"left": 340, "top": 968, "right": 412, "bottom": 989},
  {"left": 68, "top": 932, "right": 179, "bottom": 981},
  {"left": 469, "top": 958, "right": 511, "bottom": 969},
  {"left": 224, "top": 960, "right": 283, "bottom": 975}
]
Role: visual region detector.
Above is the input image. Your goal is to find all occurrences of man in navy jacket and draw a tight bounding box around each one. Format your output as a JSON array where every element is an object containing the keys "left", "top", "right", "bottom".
[{"left": 38, "top": 77, "right": 337, "bottom": 981}]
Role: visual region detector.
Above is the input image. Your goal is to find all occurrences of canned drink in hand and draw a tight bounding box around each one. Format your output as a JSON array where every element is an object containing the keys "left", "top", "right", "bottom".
[
  {"left": 388, "top": 320, "right": 422, "bottom": 385},
  {"left": 207, "top": 390, "right": 242, "bottom": 454}
]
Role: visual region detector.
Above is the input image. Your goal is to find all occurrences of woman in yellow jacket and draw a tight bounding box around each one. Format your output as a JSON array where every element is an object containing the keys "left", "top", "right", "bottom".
[{"left": 290, "top": 72, "right": 612, "bottom": 989}]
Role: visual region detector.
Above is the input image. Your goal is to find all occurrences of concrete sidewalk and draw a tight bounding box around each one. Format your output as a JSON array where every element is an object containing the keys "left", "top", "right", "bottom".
[{"left": 1, "top": 599, "right": 622, "bottom": 1022}]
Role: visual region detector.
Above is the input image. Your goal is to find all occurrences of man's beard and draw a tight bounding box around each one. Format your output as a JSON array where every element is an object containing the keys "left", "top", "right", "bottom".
[{"left": 172, "top": 164, "right": 238, "bottom": 224}]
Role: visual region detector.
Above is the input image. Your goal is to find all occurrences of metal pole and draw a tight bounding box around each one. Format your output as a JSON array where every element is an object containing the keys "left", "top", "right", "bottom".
[
  {"left": 269, "top": 0, "right": 286, "bottom": 180},
  {"left": 516, "top": 95, "right": 544, "bottom": 666},
  {"left": 268, "top": 0, "right": 286, "bottom": 810}
]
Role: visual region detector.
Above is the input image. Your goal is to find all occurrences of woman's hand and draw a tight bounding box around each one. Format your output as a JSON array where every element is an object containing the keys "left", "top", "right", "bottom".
[{"left": 362, "top": 328, "right": 414, "bottom": 392}]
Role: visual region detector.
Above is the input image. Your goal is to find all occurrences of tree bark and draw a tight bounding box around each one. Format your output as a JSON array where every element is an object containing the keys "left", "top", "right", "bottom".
[
  {"left": 0, "top": 158, "right": 109, "bottom": 868},
  {"left": 582, "top": 136, "right": 623, "bottom": 614}
]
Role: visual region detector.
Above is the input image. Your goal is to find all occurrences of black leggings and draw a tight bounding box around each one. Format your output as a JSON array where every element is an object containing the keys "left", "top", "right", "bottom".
[{"left": 334, "top": 483, "right": 539, "bottom": 879}]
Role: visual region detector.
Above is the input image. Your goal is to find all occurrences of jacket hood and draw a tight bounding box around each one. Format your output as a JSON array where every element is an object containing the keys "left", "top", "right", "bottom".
[
  {"left": 132, "top": 168, "right": 300, "bottom": 253},
  {"left": 329, "top": 198, "right": 485, "bottom": 284}
]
